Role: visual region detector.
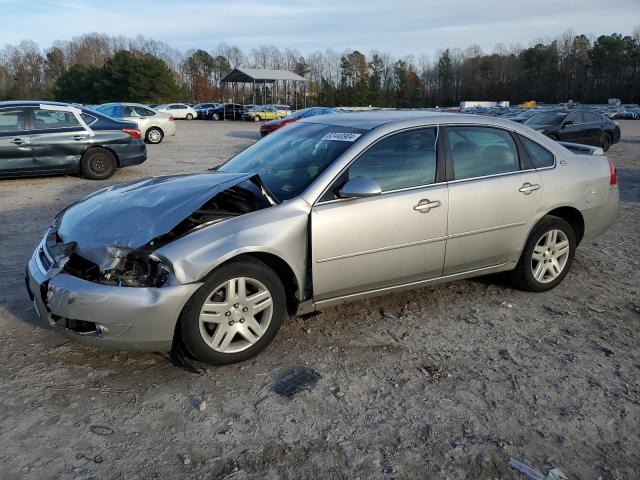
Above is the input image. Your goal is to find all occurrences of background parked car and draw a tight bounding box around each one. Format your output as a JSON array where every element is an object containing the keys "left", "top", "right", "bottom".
[
  {"left": 95, "top": 102, "right": 176, "bottom": 144},
  {"left": 504, "top": 109, "right": 539, "bottom": 123},
  {"left": 194, "top": 103, "right": 219, "bottom": 119},
  {"left": 260, "top": 107, "right": 341, "bottom": 136},
  {"left": 0, "top": 101, "right": 146, "bottom": 180},
  {"left": 207, "top": 103, "right": 245, "bottom": 120},
  {"left": 156, "top": 103, "right": 197, "bottom": 120},
  {"left": 523, "top": 109, "right": 621, "bottom": 151},
  {"left": 243, "top": 105, "right": 287, "bottom": 122}
]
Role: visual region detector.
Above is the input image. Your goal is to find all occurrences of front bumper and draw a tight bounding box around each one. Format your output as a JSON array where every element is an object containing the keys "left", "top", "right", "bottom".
[{"left": 26, "top": 243, "right": 200, "bottom": 352}]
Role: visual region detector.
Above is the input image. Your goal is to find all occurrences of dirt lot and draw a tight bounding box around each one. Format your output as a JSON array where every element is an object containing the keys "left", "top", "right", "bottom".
[{"left": 0, "top": 119, "right": 638, "bottom": 480}]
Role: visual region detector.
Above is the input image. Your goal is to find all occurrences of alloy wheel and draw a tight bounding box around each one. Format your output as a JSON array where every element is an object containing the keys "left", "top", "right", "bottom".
[
  {"left": 530, "top": 229, "right": 570, "bottom": 283},
  {"left": 198, "top": 277, "right": 273, "bottom": 353},
  {"left": 148, "top": 129, "right": 162, "bottom": 143}
]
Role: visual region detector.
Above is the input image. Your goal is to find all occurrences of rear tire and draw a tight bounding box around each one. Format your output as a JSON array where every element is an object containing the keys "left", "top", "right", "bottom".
[
  {"left": 212, "top": 113, "right": 220, "bottom": 121},
  {"left": 80, "top": 148, "right": 117, "bottom": 180},
  {"left": 600, "top": 132, "right": 612, "bottom": 152},
  {"left": 145, "top": 127, "right": 163, "bottom": 144},
  {"left": 179, "top": 258, "right": 286, "bottom": 365},
  {"left": 510, "top": 215, "right": 576, "bottom": 292}
]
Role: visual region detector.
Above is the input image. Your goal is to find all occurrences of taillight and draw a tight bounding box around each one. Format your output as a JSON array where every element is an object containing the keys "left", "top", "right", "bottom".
[
  {"left": 168, "top": 115, "right": 175, "bottom": 121},
  {"left": 608, "top": 158, "right": 617, "bottom": 187},
  {"left": 122, "top": 128, "right": 141, "bottom": 139}
]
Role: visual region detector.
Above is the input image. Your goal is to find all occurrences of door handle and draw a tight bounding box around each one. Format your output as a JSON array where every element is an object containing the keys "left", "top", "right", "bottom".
[
  {"left": 11, "top": 138, "right": 26, "bottom": 145},
  {"left": 413, "top": 199, "right": 441, "bottom": 213},
  {"left": 519, "top": 183, "right": 541, "bottom": 195},
  {"left": 71, "top": 135, "right": 86, "bottom": 141}
]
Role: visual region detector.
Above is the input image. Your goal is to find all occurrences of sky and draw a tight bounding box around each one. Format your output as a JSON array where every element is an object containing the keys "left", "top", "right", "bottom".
[{"left": 1, "top": 0, "right": 639, "bottom": 57}]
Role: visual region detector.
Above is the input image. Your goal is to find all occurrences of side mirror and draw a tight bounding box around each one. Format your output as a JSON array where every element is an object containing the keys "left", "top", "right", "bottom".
[
  {"left": 562, "top": 120, "right": 574, "bottom": 127},
  {"left": 337, "top": 176, "right": 382, "bottom": 199}
]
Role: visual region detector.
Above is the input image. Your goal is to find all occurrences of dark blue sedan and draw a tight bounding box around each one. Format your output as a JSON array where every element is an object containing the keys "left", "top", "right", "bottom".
[{"left": 0, "top": 101, "right": 147, "bottom": 180}]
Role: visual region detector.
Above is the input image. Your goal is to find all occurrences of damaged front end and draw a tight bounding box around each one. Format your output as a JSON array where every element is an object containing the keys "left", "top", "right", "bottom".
[
  {"left": 26, "top": 171, "right": 276, "bottom": 348},
  {"left": 49, "top": 172, "right": 275, "bottom": 288}
]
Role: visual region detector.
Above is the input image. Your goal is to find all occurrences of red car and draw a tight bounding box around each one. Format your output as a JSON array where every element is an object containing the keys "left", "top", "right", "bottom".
[{"left": 259, "top": 107, "right": 340, "bottom": 137}]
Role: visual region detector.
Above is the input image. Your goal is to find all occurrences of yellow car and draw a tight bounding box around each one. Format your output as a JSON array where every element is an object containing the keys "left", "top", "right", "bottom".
[{"left": 244, "top": 106, "right": 287, "bottom": 122}]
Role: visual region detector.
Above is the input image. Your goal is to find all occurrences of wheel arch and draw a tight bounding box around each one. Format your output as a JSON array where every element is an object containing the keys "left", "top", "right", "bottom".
[
  {"left": 545, "top": 206, "right": 585, "bottom": 245},
  {"left": 149, "top": 125, "right": 164, "bottom": 136},
  {"left": 81, "top": 145, "right": 120, "bottom": 168},
  {"left": 196, "top": 251, "right": 302, "bottom": 316}
]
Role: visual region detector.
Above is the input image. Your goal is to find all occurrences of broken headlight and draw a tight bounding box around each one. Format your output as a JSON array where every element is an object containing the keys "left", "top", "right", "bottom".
[{"left": 100, "top": 255, "right": 171, "bottom": 288}]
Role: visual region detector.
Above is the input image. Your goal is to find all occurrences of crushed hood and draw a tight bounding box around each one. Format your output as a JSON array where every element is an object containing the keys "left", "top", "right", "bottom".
[{"left": 57, "top": 171, "right": 258, "bottom": 268}]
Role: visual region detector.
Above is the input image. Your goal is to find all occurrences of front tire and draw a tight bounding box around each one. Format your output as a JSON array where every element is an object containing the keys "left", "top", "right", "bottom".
[
  {"left": 186, "top": 113, "right": 193, "bottom": 120},
  {"left": 510, "top": 215, "right": 576, "bottom": 292},
  {"left": 179, "top": 258, "right": 286, "bottom": 365},
  {"left": 600, "top": 132, "right": 612, "bottom": 152},
  {"left": 212, "top": 113, "right": 220, "bottom": 121},
  {"left": 80, "top": 148, "right": 117, "bottom": 180},
  {"left": 253, "top": 115, "right": 261, "bottom": 122},
  {"left": 145, "top": 127, "right": 163, "bottom": 144}
]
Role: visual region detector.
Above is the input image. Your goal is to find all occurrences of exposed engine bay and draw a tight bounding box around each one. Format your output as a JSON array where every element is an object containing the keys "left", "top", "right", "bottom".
[{"left": 43, "top": 172, "right": 275, "bottom": 288}]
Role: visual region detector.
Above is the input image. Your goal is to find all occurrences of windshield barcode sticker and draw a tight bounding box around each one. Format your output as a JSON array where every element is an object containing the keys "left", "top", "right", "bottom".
[{"left": 321, "top": 132, "right": 362, "bottom": 142}]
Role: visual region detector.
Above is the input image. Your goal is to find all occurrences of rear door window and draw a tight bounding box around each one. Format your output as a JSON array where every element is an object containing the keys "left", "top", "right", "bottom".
[
  {"left": 347, "top": 127, "right": 437, "bottom": 192},
  {"left": 519, "top": 135, "right": 555, "bottom": 168},
  {"left": 98, "top": 105, "right": 122, "bottom": 118},
  {"left": 446, "top": 126, "right": 520, "bottom": 180},
  {"left": 33, "top": 109, "right": 80, "bottom": 130},
  {"left": 0, "top": 108, "right": 27, "bottom": 133},
  {"left": 583, "top": 111, "right": 603, "bottom": 124},
  {"left": 564, "top": 111, "right": 582, "bottom": 125}
]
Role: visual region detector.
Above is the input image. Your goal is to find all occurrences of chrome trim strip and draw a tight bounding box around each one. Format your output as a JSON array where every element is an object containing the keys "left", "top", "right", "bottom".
[
  {"left": 312, "top": 123, "right": 557, "bottom": 206},
  {"left": 313, "top": 125, "right": 440, "bottom": 206},
  {"left": 448, "top": 221, "right": 527, "bottom": 239},
  {"left": 34, "top": 240, "right": 47, "bottom": 275},
  {"left": 42, "top": 239, "right": 55, "bottom": 264},
  {"left": 317, "top": 236, "right": 447, "bottom": 263},
  {"left": 316, "top": 221, "right": 525, "bottom": 263}
]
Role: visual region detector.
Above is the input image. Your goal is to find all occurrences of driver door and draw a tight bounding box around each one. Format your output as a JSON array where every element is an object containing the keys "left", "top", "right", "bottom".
[{"left": 311, "top": 127, "right": 448, "bottom": 301}]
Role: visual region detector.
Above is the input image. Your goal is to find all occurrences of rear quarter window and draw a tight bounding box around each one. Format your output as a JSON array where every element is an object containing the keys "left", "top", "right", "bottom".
[{"left": 519, "top": 135, "right": 555, "bottom": 168}]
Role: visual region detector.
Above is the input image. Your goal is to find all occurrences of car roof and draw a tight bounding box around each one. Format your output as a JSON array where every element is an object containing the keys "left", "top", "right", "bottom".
[
  {"left": 300, "top": 110, "right": 524, "bottom": 130},
  {"left": 99, "top": 102, "right": 152, "bottom": 107},
  {"left": 0, "top": 100, "right": 86, "bottom": 108}
]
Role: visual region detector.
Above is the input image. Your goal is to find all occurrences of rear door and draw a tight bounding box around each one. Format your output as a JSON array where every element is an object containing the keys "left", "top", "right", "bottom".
[
  {"left": 0, "top": 106, "right": 34, "bottom": 173},
  {"left": 30, "top": 107, "right": 90, "bottom": 172},
  {"left": 311, "top": 127, "right": 448, "bottom": 300},
  {"left": 558, "top": 111, "right": 584, "bottom": 143},
  {"left": 442, "top": 125, "right": 543, "bottom": 275},
  {"left": 582, "top": 111, "right": 604, "bottom": 146}
]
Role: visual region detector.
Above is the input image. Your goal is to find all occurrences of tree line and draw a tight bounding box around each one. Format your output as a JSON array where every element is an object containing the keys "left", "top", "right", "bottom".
[{"left": 1, "top": 29, "right": 639, "bottom": 107}]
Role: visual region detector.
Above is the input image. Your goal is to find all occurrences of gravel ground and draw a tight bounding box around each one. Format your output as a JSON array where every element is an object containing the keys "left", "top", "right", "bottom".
[{"left": 0, "top": 119, "right": 638, "bottom": 480}]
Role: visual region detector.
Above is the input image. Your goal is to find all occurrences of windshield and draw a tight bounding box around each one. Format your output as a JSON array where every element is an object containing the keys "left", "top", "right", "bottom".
[
  {"left": 524, "top": 112, "right": 567, "bottom": 125},
  {"left": 219, "top": 122, "right": 366, "bottom": 201}
]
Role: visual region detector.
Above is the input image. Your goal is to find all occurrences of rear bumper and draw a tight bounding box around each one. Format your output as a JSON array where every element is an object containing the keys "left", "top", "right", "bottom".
[
  {"left": 164, "top": 121, "right": 177, "bottom": 137},
  {"left": 115, "top": 139, "right": 147, "bottom": 167},
  {"left": 25, "top": 245, "right": 200, "bottom": 352},
  {"left": 582, "top": 186, "right": 619, "bottom": 243}
]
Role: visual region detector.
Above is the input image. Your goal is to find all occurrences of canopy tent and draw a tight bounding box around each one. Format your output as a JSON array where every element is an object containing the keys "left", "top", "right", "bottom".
[
  {"left": 220, "top": 68, "right": 307, "bottom": 109},
  {"left": 221, "top": 68, "right": 306, "bottom": 83}
]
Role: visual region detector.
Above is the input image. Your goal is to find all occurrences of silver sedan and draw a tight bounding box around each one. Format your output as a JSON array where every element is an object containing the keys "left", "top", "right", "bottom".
[
  {"left": 95, "top": 103, "right": 176, "bottom": 144},
  {"left": 26, "top": 112, "right": 619, "bottom": 364}
]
